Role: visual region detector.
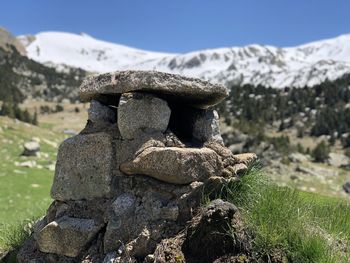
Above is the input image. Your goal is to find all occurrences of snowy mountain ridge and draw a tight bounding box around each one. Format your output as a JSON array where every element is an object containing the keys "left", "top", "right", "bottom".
[{"left": 18, "top": 31, "right": 350, "bottom": 88}]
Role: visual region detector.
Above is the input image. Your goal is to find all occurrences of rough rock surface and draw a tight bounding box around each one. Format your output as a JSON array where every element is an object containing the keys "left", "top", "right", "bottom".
[
  {"left": 118, "top": 92, "right": 171, "bottom": 139},
  {"left": 88, "top": 99, "right": 116, "bottom": 124},
  {"left": 153, "top": 199, "right": 250, "bottom": 263},
  {"left": 51, "top": 132, "right": 115, "bottom": 200},
  {"left": 232, "top": 153, "right": 258, "bottom": 166},
  {"left": 192, "top": 109, "right": 223, "bottom": 143},
  {"left": 183, "top": 200, "right": 240, "bottom": 260},
  {"left": 120, "top": 146, "right": 224, "bottom": 184},
  {"left": 79, "top": 70, "right": 228, "bottom": 109},
  {"left": 37, "top": 216, "right": 103, "bottom": 257},
  {"left": 22, "top": 141, "right": 40, "bottom": 156},
  {"left": 343, "top": 181, "right": 350, "bottom": 194},
  {"left": 328, "top": 153, "right": 350, "bottom": 168}
]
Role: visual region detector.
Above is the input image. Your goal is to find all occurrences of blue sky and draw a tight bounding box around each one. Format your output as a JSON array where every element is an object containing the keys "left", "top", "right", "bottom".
[{"left": 2, "top": 0, "right": 349, "bottom": 53}]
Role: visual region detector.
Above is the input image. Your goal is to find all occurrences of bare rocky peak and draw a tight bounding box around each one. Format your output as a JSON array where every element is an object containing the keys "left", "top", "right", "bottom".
[{"left": 0, "top": 27, "right": 26, "bottom": 55}]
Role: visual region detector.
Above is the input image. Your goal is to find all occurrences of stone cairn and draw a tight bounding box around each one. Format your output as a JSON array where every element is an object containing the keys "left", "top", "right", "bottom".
[{"left": 18, "top": 71, "right": 256, "bottom": 263}]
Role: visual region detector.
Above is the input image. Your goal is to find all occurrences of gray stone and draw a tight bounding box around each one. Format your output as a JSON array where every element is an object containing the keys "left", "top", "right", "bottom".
[
  {"left": 51, "top": 133, "right": 115, "bottom": 201},
  {"left": 120, "top": 147, "right": 224, "bottom": 184},
  {"left": 32, "top": 216, "right": 47, "bottom": 241},
  {"left": 164, "top": 130, "right": 185, "bottom": 148},
  {"left": 343, "top": 182, "right": 350, "bottom": 194},
  {"left": 118, "top": 93, "right": 171, "bottom": 140},
  {"left": 232, "top": 153, "right": 258, "bottom": 166},
  {"left": 104, "top": 194, "right": 136, "bottom": 253},
  {"left": 228, "top": 163, "right": 248, "bottom": 176},
  {"left": 103, "top": 251, "right": 118, "bottom": 263},
  {"left": 327, "top": 153, "right": 350, "bottom": 168},
  {"left": 22, "top": 141, "right": 40, "bottom": 156},
  {"left": 37, "top": 216, "right": 103, "bottom": 257},
  {"left": 160, "top": 203, "right": 179, "bottom": 221},
  {"left": 88, "top": 100, "right": 116, "bottom": 123},
  {"left": 289, "top": 152, "right": 310, "bottom": 163},
  {"left": 192, "top": 109, "right": 223, "bottom": 143},
  {"left": 110, "top": 193, "right": 136, "bottom": 217},
  {"left": 79, "top": 70, "right": 228, "bottom": 109}
]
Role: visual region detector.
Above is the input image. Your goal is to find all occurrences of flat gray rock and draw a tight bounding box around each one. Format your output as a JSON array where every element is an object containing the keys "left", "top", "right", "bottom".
[
  {"left": 79, "top": 70, "right": 228, "bottom": 109},
  {"left": 37, "top": 216, "right": 102, "bottom": 257}
]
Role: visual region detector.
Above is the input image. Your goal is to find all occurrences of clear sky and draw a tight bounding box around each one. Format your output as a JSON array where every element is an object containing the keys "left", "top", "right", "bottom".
[{"left": 2, "top": 0, "right": 349, "bottom": 53}]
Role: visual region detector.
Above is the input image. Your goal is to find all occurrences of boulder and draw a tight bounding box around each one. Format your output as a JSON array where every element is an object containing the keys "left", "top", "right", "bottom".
[
  {"left": 51, "top": 133, "right": 115, "bottom": 201},
  {"left": 88, "top": 99, "right": 116, "bottom": 124},
  {"left": 328, "top": 153, "right": 349, "bottom": 168},
  {"left": 36, "top": 216, "right": 103, "bottom": 257},
  {"left": 79, "top": 70, "right": 228, "bottom": 109},
  {"left": 289, "top": 152, "right": 310, "bottom": 163},
  {"left": 22, "top": 141, "right": 40, "bottom": 157},
  {"left": 120, "top": 146, "right": 224, "bottom": 184},
  {"left": 192, "top": 109, "right": 223, "bottom": 143},
  {"left": 343, "top": 181, "right": 350, "bottom": 194},
  {"left": 118, "top": 93, "right": 171, "bottom": 139}
]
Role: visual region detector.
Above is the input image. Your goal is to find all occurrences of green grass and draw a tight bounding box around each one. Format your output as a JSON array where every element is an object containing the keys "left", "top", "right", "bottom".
[
  {"left": 219, "top": 166, "right": 350, "bottom": 262},
  {"left": 0, "top": 220, "right": 32, "bottom": 251},
  {"left": 0, "top": 116, "right": 71, "bottom": 261},
  {"left": 0, "top": 116, "right": 67, "bottom": 224}
]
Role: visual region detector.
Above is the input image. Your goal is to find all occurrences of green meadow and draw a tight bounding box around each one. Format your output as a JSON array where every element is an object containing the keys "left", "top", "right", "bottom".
[{"left": 0, "top": 116, "right": 67, "bottom": 225}]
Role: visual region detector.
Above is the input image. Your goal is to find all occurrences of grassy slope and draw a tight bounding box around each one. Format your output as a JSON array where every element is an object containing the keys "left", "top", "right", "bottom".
[
  {"left": 221, "top": 167, "right": 350, "bottom": 263},
  {"left": 0, "top": 116, "right": 67, "bottom": 224}
]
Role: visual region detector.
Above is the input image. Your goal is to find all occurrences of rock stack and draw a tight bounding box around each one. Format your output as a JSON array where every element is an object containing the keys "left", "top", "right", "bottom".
[{"left": 18, "top": 71, "right": 256, "bottom": 263}]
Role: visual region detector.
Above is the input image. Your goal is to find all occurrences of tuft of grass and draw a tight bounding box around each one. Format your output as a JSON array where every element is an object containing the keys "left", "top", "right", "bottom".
[
  {"left": 213, "top": 164, "right": 350, "bottom": 263},
  {"left": 0, "top": 221, "right": 31, "bottom": 251}
]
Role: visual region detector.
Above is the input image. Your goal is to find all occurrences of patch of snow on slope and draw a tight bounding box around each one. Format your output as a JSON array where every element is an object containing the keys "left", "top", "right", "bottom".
[{"left": 18, "top": 32, "right": 175, "bottom": 73}]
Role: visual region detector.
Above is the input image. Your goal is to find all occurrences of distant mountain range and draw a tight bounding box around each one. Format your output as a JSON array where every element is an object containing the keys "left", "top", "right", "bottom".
[{"left": 18, "top": 31, "right": 350, "bottom": 88}]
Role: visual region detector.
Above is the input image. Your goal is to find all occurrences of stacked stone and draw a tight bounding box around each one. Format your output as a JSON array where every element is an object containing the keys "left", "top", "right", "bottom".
[{"left": 18, "top": 71, "right": 256, "bottom": 263}]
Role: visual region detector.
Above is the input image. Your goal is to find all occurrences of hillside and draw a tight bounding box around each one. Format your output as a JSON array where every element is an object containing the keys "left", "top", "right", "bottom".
[
  {"left": 19, "top": 31, "right": 350, "bottom": 88},
  {"left": 0, "top": 28, "right": 87, "bottom": 103}
]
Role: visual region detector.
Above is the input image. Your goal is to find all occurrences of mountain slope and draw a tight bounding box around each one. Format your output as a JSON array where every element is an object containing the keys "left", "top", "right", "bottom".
[
  {"left": 18, "top": 32, "right": 173, "bottom": 73},
  {"left": 19, "top": 32, "right": 350, "bottom": 88},
  {"left": 0, "top": 44, "right": 86, "bottom": 103}
]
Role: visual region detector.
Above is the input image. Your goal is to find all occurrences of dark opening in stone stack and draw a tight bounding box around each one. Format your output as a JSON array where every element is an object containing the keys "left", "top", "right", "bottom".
[{"left": 18, "top": 71, "right": 256, "bottom": 263}]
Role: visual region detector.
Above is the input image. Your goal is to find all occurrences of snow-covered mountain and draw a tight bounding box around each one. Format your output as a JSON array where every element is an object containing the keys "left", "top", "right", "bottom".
[{"left": 18, "top": 32, "right": 350, "bottom": 88}]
